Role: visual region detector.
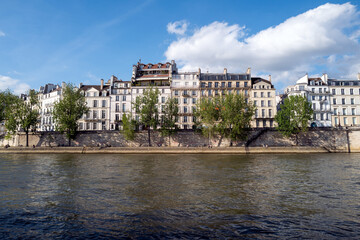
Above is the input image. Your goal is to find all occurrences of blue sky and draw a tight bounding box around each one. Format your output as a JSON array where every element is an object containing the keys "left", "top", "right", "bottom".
[{"left": 0, "top": 0, "right": 359, "bottom": 94}]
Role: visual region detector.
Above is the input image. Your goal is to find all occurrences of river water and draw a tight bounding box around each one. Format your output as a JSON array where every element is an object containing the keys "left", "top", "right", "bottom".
[{"left": 0, "top": 153, "right": 360, "bottom": 239}]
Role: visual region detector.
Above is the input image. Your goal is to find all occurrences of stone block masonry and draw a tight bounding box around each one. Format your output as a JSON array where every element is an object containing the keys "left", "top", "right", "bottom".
[{"left": 1, "top": 128, "right": 360, "bottom": 152}]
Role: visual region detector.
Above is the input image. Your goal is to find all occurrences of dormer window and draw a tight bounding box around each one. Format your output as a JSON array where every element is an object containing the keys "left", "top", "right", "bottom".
[
  {"left": 148, "top": 64, "right": 152, "bottom": 68},
  {"left": 166, "top": 64, "right": 170, "bottom": 68}
]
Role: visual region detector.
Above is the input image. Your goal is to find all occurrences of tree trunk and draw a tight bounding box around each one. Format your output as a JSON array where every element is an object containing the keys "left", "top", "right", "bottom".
[
  {"left": 68, "top": 129, "right": 71, "bottom": 146},
  {"left": 25, "top": 130, "right": 29, "bottom": 147},
  {"left": 229, "top": 127, "right": 233, "bottom": 147},
  {"left": 169, "top": 133, "right": 171, "bottom": 147},
  {"left": 148, "top": 128, "right": 151, "bottom": 146}
]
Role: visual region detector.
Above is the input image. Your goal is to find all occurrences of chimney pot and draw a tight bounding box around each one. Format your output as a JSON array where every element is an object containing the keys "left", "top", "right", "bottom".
[
  {"left": 101, "top": 79, "right": 104, "bottom": 90},
  {"left": 269, "top": 75, "right": 272, "bottom": 82}
]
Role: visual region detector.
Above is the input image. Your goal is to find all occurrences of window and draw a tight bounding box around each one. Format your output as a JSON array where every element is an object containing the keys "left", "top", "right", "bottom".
[
  {"left": 122, "top": 103, "right": 126, "bottom": 112},
  {"left": 215, "top": 82, "right": 219, "bottom": 88},
  {"left": 123, "top": 95, "right": 126, "bottom": 101},
  {"left": 208, "top": 90, "right": 212, "bottom": 95},
  {"left": 321, "top": 113, "right": 324, "bottom": 121},
  {"left": 319, "top": 96, "right": 322, "bottom": 101},
  {"left": 86, "top": 122, "right": 90, "bottom": 130},
  {"left": 343, "top": 108, "right": 347, "bottom": 115},
  {"left": 335, "top": 117, "right": 338, "bottom": 126},
  {"left": 162, "top": 97, "right": 165, "bottom": 103},
  {"left": 332, "top": 89, "right": 336, "bottom": 95},
  {"left": 208, "top": 82, "right": 212, "bottom": 88},
  {"left": 102, "top": 110, "right": 106, "bottom": 119},
  {"left": 244, "top": 82, "right": 248, "bottom": 87},
  {"left": 261, "top": 100, "right": 264, "bottom": 107},
  {"left": 254, "top": 92, "right": 257, "bottom": 97},
  {"left": 183, "top": 98, "right": 188, "bottom": 104},
  {"left": 192, "top": 90, "right": 196, "bottom": 96},
  {"left": 256, "top": 120, "right": 259, "bottom": 127},
  {"left": 344, "top": 117, "right": 348, "bottom": 125},
  {"left": 93, "top": 110, "right": 98, "bottom": 119},
  {"left": 184, "top": 106, "right": 188, "bottom": 113},
  {"left": 228, "top": 82, "right": 232, "bottom": 88},
  {"left": 313, "top": 103, "right": 316, "bottom": 110},
  {"left": 261, "top": 92, "right": 264, "bottom": 97},
  {"left": 192, "top": 98, "right": 196, "bottom": 104},
  {"left": 353, "top": 117, "right": 356, "bottom": 125},
  {"left": 221, "top": 82, "right": 225, "bottom": 88},
  {"left": 268, "top": 100, "right": 271, "bottom": 107},
  {"left": 174, "top": 98, "right": 179, "bottom": 104},
  {"left": 342, "top": 98, "right": 345, "bottom": 105},
  {"left": 245, "top": 90, "right": 248, "bottom": 96},
  {"left": 334, "top": 108, "right": 338, "bottom": 115},
  {"left": 333, "top": 98, "right": 337, "bottom": 105},
  {"left": 254, "top": 101, "right": 257, "bottom": 106},
  {"left": 183, "top": 116, "right": 188, "bottom": 122},
  {"left": 116, "top": 96, "right": 119, "bottom": 101},
  {"left": 116, "top": 103, "right": 120, "bottom": 112},
  {"left": 263, "top": 120, "right": 267, "bottom": 127},
  {"left": 255, "top": 109, "right": 258, "bottom": 118},
  {"left": 341, "top": 89, "right": 345, "bottom": 95},
  {"left": 352, "top": 108, "right": 356, "bottom": 115},
  {"left": 102, "top": 100, "right": 106, "bottom": 107},
  {"left": 351, "top": 98, "right": 354, "bottom": 105},
  {"left": 93, "top": 100, "right": 98, "bottom": 107},
  {"left": 350, "top": 89, "right": 354, "bottom": 95},
  {"left": 175, "top": 90, "right": 179, "bottom": 96},
  {"left": 269, "top": 109, "right": 272, "bottom": 117},
  {"left": 267, "top": 92, "right": 271, "bottom": 97},
  {"left": 312, "top": 96, "right": 315, "bottom": 100},
  {"left": 262, "top": 109, "right": 265, "bottom": 117},
  {"left": 236, "top": 82, "right": 240, "bottom": 87},
  {"left": 93, "top": 122, "right": 97, "bottom": 130},
  {"left": 319, "top": 88, "right": 322, "bottom": 93},
  {"left": 312, "top": 88, "right": 315, "bottom": 93}
]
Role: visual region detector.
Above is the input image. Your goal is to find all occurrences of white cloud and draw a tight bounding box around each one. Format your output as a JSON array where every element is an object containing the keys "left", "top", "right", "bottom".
[
  {"left": 0, "top": 75, "right": 30, "bottom": 95},
  {"left": 165, "top": 3, "right": 360, "bottom": 89},
  {"left": 167, "top": 20, "right": 188, "bottom": 35},
  {"left": 0, "top": 31, "right": 5, "bottom": 37}
]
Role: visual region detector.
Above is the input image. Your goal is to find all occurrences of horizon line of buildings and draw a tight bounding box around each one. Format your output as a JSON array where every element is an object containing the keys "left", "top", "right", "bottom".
[{"left": 20, "top": 60, "right": 360, "bottom": 132}]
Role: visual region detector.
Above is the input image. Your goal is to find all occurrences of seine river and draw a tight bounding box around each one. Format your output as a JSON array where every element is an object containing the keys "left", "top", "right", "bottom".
[{"left": 1, "top": 153, "right": 360, "bottom": 239}]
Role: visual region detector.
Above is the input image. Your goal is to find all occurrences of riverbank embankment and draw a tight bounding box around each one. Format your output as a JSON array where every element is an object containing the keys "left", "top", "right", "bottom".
[
  {"left": 0, "top": 146, "right": 338, "bottom": 154},
  {"left": 1, "top": 128, "right": 360, "bottom": 152}
]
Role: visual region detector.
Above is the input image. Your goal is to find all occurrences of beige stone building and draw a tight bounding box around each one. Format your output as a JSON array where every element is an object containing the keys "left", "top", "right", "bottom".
[
  {"left": 78, "top": 80, "right": 110, "bottom": 131},
  {"left": 251, "top": 77, "right": 276, "bottom": 128}
]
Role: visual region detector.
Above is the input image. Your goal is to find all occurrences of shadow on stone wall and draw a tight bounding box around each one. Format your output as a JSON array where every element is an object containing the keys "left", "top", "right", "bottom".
[{"left": 2, "top": 128, "right": 358, "bottom": 151}]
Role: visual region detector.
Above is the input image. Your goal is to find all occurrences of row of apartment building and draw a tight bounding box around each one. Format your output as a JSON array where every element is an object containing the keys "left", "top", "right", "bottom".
[
  {"left": 34, "top": 60, "right": 276, "bottom": 132},
  {"left": 285, "top": 73, "right": 360, "bottom": 127},
  {"left": 32, "top": 60, "right": 360, "bottom": 132}
]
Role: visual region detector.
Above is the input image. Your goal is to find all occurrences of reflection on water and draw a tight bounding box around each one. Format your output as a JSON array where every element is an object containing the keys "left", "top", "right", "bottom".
[{"left": 1, "top": 153, "right": 360, "bottom": 238}]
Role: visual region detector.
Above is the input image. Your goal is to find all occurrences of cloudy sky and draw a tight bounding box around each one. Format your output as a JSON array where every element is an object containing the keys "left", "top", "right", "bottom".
[{"left": 0, "top": 0, "right": 359, "bottom": 94}]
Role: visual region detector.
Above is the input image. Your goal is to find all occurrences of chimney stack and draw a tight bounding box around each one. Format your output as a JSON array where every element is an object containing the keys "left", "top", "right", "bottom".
[
  {"left": 100, "top": 79, "right": 104, "bottom": 90},
  {"left": 246, "top": 67, "right": 251, "bottom": 75},
  {"left": 224, "top": 68, "right": 227, "bottom": 75},
  {"left": 269, "top": 75, "right": 272, "bottom": 82},
  {"left": 78, "top": 82, "right": 83, "bottom": 89}
]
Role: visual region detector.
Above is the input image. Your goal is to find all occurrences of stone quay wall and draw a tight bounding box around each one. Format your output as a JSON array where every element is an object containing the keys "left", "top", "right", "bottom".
[{"left": 1, "top": 128, "right": 359, "bottom": 152}]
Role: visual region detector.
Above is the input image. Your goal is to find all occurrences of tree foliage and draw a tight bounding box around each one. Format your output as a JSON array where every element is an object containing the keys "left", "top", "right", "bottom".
[
  {"left": 195, "top": 93, "right": 255, "bottom": 144},
  {"left": 5, "top": 89, "right": 40, "bottom": 147},
  {"left": 161, "top": 97, "right": 179, "bottom": 145},
  {"left": 133, "top": 87, "right": 160, "bottom": 146},
  {"left": 217, "top": 93, "right": 256, "bottom": 141},
  {"left": 0, "top": 89, "right": 18, "bottom": 123},
  {"left": 122, "top": 113, "right": 136, "bottom": 141},
  {"left": 53, "top": 83, "right": 89, "bottom": 146},
  {"left": 275, "top": 95, "right": 313, "bottom": 137}
]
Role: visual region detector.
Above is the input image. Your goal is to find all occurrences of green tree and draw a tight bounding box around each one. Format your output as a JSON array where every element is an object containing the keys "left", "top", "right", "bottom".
[
  {"left": 275, "top": 95, "right": 313, "bottom": 143},
  {"left": 0, "top": 90, "right": 18, "bottom": 123},
  {"left": 5, "top": 89, "right": 40, "bottom": 147},
  {"left": 122, "top": 113, "right": 136, "bottom": 140},
  {"left": 53, "top": 83, "right": 89, "bottom": 146},
  {"left": 161, "top": 97, "right": 179, "bottom": 146},
  {"left": 195, "top": 97, "right": 221, "bottom": 144},
  {"left": 218, "top": 93, "right": 256, "bottom": 145},
  {"left": 133, "top": 87, "right": 160, "bottom": 146}
]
